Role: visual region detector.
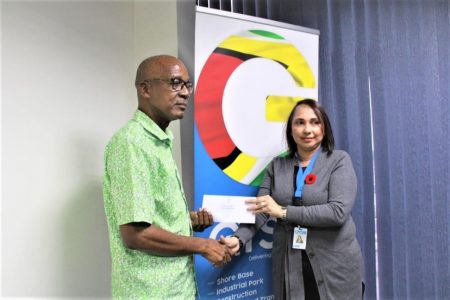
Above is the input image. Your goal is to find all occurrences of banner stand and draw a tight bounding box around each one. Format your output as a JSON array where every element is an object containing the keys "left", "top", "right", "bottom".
[{"left": 194, "top": 7, "right": 319, "bottom": 299}]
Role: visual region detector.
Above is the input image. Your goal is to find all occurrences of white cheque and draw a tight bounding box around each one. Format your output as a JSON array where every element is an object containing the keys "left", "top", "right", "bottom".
[{"left": 202, "top": 194, "right": 255, "bottom": 224}]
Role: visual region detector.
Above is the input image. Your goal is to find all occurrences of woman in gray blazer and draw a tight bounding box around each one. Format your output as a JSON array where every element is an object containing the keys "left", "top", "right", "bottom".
[{"left": 224, "top": 99, "right": 364, "bottom": 300}]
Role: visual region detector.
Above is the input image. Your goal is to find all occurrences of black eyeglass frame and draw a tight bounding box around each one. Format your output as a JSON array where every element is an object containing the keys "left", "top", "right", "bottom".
[{"left": 143, "top": 78, "right": 194, "bottom": 93}]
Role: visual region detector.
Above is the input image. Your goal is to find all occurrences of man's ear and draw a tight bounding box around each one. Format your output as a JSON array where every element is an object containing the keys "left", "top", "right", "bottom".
[{"left": 138, "top": 82, "right": 151, "bottom": 98}]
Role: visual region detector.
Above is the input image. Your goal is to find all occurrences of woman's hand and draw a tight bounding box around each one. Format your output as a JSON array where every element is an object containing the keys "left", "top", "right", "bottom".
[
  {"left": 220, "top": 236, "right": 240, "bottom": 256},
  {"left": 246, "top": 195, "right": 283, "bottom": 218}
]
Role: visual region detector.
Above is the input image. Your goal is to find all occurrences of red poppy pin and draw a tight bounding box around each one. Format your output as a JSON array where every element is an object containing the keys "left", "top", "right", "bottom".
[{"left": 305, "top": 174, "right": 316, "bottom": 185}]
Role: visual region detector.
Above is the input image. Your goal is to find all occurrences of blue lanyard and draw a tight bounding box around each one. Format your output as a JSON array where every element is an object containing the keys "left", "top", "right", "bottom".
[{"left": 294, "top": 149, "right": 320, "bottom": 198}]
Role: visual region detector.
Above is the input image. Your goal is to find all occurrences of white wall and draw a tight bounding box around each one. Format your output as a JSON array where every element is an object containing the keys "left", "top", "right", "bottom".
[{"left": 1, "top": 1, "right": 181, "bottom": 297}]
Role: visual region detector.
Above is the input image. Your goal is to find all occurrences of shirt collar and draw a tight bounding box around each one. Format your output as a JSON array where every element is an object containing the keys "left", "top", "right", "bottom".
[{"left": 133, "top": 110, "right": 174, "bottom": 144}]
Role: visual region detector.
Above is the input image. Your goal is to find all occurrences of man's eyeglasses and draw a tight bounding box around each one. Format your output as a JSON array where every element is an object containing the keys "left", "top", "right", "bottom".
[{"left": 143, "top": 78, "right": 194, "bottom": 93}]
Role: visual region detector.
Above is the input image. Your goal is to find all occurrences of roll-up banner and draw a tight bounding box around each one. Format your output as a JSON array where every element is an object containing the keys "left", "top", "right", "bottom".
[{"left": 194, "top": 7, "right": 319, "bottom": 299}]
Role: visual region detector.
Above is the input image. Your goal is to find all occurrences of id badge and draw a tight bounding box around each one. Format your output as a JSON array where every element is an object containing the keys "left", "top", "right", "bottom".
[{"left": 292, "top": 226, "right": 307, "bottom": 249}]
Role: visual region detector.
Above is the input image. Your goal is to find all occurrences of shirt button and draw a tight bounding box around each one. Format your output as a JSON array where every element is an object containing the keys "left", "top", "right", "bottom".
[
  {"left": 308, "top": 252, "right": 315, "bottom": 258},
  {"left": 317, "top": 279, "right": 324, "bottom": 285}
]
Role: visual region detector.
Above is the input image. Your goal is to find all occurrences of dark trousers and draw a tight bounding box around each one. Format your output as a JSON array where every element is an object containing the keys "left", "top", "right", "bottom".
[{"left": 302, "top": 250, "right": 320, "bottom": 300}]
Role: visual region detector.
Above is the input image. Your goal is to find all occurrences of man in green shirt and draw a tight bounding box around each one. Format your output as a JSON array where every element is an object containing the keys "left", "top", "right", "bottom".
[{"left": 103, "top": 55, "right": 231, "bottom": 299}]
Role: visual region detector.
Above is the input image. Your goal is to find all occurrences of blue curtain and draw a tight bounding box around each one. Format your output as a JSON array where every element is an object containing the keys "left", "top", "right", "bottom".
[
  {"left": 366, "top": 0, "right": 450, "bottom": 298},
  {"left": 196, "top": 0, "right": 450, "bottom": 298}
]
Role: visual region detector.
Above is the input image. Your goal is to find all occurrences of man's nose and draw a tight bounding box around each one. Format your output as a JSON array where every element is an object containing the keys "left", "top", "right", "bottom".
[{"left": 178, "top": 86, "right": 190, "bottom": 98}]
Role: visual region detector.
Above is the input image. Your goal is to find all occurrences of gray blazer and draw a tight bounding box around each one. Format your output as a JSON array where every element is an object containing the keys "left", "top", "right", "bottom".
[{"left": 235, "top": 150, "right": 363, "bottom": 300}]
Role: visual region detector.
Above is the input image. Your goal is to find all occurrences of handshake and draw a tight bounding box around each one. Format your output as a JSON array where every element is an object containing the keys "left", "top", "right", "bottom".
[
  {"left": 190, "top": 209, "right": 242, "bottom": 268},
  {"left": 201, "top": 235, "right": 242, "bottom": 268}
]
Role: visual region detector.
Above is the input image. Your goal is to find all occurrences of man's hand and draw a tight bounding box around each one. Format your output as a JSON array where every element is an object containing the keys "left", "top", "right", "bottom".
[
  {"left": 201, "top": 238, "right": 232, "bottom": 268},
  {"left": 190, "top": 208, "right": 213, "bottom": 232}
]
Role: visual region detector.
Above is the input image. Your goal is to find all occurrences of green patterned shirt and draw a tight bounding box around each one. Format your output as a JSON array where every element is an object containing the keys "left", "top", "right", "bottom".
[{"left": 103, "top": 110, "right": 196, "bottom": 299}]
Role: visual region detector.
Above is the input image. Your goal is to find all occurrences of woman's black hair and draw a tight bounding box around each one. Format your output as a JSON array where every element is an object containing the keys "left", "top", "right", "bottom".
[{"left": 285, "top": 99, "right": 335, "bottom": 157}]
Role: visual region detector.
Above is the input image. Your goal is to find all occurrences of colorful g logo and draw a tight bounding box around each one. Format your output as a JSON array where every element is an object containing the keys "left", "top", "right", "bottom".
[{"left": 195, "top": 29, "right": 317, "bottom": 186}]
